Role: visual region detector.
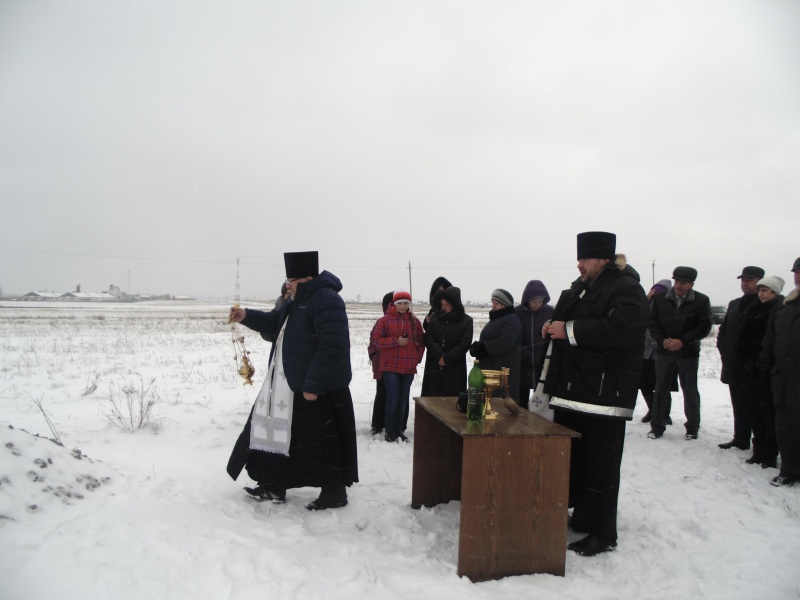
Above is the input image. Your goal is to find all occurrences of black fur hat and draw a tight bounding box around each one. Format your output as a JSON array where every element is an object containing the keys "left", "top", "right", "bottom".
[
  {"left": 577, "top": 232, "right": 616, "bottom": 260},
  {"left": 284, "top": 251, "right": 319, "bottom": 279}
]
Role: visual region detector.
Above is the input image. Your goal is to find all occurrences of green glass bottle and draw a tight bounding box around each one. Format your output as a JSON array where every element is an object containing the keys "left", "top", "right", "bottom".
[{"left": 467, "top": 360, "right": 486, "bottom": 421}]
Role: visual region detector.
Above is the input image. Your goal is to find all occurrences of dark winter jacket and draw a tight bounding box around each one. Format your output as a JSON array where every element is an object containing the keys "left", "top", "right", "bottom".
[
  {"left": 717, "top": 293, "right": 759, "bottom": 384},
  {"left": 544, "top": 265, "right": 649, "bottom": 420},
  {"left": 372, "top": 306, "right": 425, "bottom": 375},
  {"left": 240, "top": 271, "right": 351, "bottom": 394},
  {"left": 737, "top": 294, "right": 782, "bottom": 406},
  {"left": 514, "top": 280, "right": 555, "bottom": 390},
  {"left": 421, "top": 286, "right": 474, "bottom": 396},
  {"left": 471, "top": 305, "right": 522, "bottom": 402},
  {"left": 648, "top": 287, "right": 712, "bottom": 358},
  {"left": 423, "top": 276, "right": 453, "bottom": 331},
  {"left": 759, "top": 288, "right": 800, "bottom": 409}
]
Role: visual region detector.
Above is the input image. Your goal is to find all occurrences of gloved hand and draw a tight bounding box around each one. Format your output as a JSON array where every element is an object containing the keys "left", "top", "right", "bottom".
[{"left": 469, "top": 341, "right": 487, "bottom": 358}]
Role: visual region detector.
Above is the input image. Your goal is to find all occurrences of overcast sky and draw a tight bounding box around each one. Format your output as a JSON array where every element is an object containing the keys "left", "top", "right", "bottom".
[{"left": 1, "top": 0, "right": 799, "bottom": 305}]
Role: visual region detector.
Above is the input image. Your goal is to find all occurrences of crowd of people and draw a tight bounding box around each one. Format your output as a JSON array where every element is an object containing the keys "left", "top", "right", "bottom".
[{"left": 224, "top": 244, "right": 800, "bottom": 559}]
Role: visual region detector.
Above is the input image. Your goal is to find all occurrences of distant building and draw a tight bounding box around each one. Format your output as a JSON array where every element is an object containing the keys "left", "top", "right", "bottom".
[
  {"left": 21, "top": 291, "right": 63, "bottom": 301},
  {"left": 61, "top": 291, "right": 116, "bottom": 302}
]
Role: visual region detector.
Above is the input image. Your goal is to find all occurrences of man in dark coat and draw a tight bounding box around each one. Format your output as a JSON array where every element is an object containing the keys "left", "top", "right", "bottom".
[
  {"left": 716, "top": 265, "right": 764, "bottom": 450},
  {"left": 227, "top": 251, "right": 358, "bottom": 510},
  {"left": 469, "top": 288, "right": 522, "bottom": 403},
  {"left": 759, "top": 257, "right": 800, "bottom": 487},
  {"left": 515, "top": 280, "right": 554, "bottom": 406},
  {"left": 543, "top": 232, "right": 649, "bottom": 556},
  {"left": 647, "top": 266, "right": 712, "bottom": 440},
  {"left": 421, "top": 286, "right": 474, "bottom": 397}
]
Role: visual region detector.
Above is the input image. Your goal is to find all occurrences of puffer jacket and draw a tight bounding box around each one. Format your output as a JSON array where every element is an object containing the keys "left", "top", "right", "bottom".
[
  {"left": 240, "top": 270, "right": 351, "bottom": 395},
  {"left": 372, "top": 305, "right": 425, "bottom": 375},
  {"left": 514, "top": 280, "right": 554, "bottom": 389}
]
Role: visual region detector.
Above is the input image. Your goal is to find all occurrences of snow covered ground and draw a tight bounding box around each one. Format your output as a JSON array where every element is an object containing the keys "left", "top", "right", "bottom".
[{"left": 1, "top": 300, "right": 799, "bottom": 600}]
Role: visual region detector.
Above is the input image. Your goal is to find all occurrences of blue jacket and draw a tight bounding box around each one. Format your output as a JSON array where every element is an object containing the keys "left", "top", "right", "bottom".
[{"left": 241, "top": 270, "right": 351, "bottom": 394}]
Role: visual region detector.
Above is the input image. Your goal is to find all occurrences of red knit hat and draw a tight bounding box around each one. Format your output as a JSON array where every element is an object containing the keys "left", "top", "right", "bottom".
[{"left": 393, "top": 288, "right": 412, "bottom": 303}]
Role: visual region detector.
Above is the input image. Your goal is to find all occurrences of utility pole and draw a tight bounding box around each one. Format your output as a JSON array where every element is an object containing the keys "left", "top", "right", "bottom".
[
  {"left": 235, "top": 257, "right": 241, "bottom": 303},
  {"left": 408, "top": 261, "right": 413, "bottom": 301}
]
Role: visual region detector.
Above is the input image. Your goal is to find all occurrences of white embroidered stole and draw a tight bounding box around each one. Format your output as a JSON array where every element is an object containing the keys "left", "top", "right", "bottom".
[{"left": 250, "top": 319, "right": 294, "bottom": 456}]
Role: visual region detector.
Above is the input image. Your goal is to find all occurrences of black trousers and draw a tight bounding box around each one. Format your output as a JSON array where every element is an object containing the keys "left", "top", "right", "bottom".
[
  {"left": 727, "top": 381, "right": 752, "bottom": 445},
  {"left": 370, "top": 378, "right": 387, "bottom": 430},
  {"left": 776, "top": 402, "right": 800, "bottom": 479},
  {"left": 742, "top": 380, "right": 777, "bottom": 462},
  {"left": 554, "top": 409, "right": 626, "bottom": 543}
]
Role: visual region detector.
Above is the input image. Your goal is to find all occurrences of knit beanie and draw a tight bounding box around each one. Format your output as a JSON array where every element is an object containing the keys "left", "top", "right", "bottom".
[
  {"left": 393, "top": 288, "right": 412, "bottom": 303},
  {"left": 491, "top": 288, "right": 514, "bottom": 308},
  {"left": 757, "top": 276, "right": 785, "bottom": 295}
]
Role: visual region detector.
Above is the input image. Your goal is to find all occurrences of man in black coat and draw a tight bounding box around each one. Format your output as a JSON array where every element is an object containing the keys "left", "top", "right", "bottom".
[
  {"left": 543, "top": 231, "right": 649, "bottom": 556},
  {"left": 716, "top": 266, "right": 764, "bottom": 450},
  {"left": 647, "top": 266, "right": 712, "bottom": 440},
  {"left": 227, "top": 251, "right": 358, "bottom": 510}
]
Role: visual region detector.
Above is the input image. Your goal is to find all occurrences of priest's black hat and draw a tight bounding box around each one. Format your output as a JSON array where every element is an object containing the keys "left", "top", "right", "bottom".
[
  {"left": 284, "top": 251, "right": 319, "bottom": 279},
  {"left": 577, "top": 231, "right": 616, "bottom": 260}
]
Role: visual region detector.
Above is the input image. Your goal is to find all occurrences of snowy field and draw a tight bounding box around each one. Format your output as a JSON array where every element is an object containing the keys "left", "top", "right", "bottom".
[{"left": 1, "top": 300, "right": 799, "bottom": 600}]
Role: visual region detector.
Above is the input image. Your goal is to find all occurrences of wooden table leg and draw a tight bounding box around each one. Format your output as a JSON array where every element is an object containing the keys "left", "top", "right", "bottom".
[{"left": 411, "top": 401, "right": 463, "bottom": 508}]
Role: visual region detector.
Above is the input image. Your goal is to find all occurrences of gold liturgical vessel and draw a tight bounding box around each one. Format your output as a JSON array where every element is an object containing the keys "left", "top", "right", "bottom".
[{"left": 480, "top": 367, "right": 510, "bottom": 420}]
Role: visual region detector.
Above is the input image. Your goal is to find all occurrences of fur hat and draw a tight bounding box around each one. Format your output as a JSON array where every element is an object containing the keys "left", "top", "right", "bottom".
[
  {"left": 393, "top": 288, "right": 412, "bottom": 303},
  {"left": 672, "top": 266, "right": 697, "bottom": 282},
  {"left": 491, "top": 288, "right": 514, "bottom": 307},
  {"left": 577, "top": 231, "right": 616, "bottom": 260},
  {"left": 737, "top": 266, "right": 765, "bottom": 280},
  {"left": 284, "top": 251, "right": 319, "bottom": 279},
  {"left": 757, "top": 276, "right": 785, "bottom": 295}
]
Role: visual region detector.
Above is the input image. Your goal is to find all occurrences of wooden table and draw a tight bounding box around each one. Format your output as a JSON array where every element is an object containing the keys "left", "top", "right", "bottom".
[{"left": 411, "top": 396, "right": 579, "bottom": 582}]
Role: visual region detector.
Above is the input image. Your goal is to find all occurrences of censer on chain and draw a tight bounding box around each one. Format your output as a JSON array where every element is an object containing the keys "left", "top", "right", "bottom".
[{"left": 229, "top": 304, "right": 255, "bottom": 385}]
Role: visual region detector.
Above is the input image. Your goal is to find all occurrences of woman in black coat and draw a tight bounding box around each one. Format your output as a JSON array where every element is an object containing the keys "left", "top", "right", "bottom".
[
  {"left": 738, "top": 276, "right": 784, "bottom": 468},
  {"left": 470, "top": 288, "right": 522, "bottom": 403},
  {"left": 421, "top": 286, "right": 473, "bottom": 397}
]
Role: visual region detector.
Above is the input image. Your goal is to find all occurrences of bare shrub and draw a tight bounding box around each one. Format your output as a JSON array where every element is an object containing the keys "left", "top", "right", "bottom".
[
  {"left": 105, "top": 376, "right": 163, "bottom": 433},
  {"left": 28, "top": 393, "right": 63, "bottom": 446},
  {"left": 82, "top": 373, "right": 99, "bottom": 396}
]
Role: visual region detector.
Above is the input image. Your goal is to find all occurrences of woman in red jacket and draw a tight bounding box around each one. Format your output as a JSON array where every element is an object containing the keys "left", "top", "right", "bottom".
[{"left": 371, "top": 289, "right": 425, "bottom": 442}]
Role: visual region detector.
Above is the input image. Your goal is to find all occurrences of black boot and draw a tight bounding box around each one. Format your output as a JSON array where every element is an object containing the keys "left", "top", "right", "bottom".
[
  {"left": 243, "top": 485, "right": 286, "bottom": 504},
  {"left": 641, "top": 411, "right": 651, "bottom": 423},
  {"left": 306, "top": 484, "right": 348, "bottom": 511},
  {"left": 719, "top": 439, "right": 749, "bottom": 450},
  {"left": 567, "top": 534, "right": 617, "bottom": 556}
]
